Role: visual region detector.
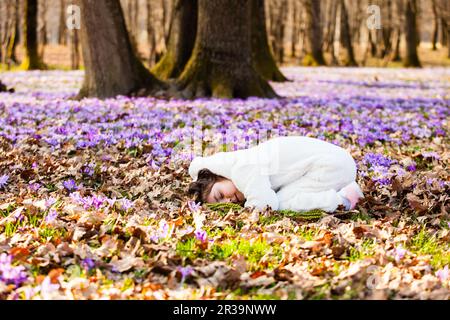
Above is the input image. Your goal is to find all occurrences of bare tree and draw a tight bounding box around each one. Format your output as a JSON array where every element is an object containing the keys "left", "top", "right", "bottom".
[
  {"left": 78, "top": 0, "right": 162, "bottom": 98},
  {"left": 339, "top": 0, "right": 357, "bottom": 66},
  {"left": 151, "top": 0, "right": 197, "bottom": 80},
  {"left": 21, "top": 0, "right": 45, "bottom": 70},
  {"left": 302, "top": 0, "right": 326, "bottom": 65},
  {"left": 147, "top": 0, "right": 157, "bottom": 65},
  {"left": 403, "top": 0, "right": 421, "bottom": 67},
  {"left": 252, "top": 0, "right": 287, "bottom": 81},
  {"left": 176, "top": 0, "right": 276, "bottom": 99},
  {"left": 431, "top": 0, "right": 439, "bottom": 50},
  {"left": 58, "top": 0, "right": 67, "bottom": 45}
]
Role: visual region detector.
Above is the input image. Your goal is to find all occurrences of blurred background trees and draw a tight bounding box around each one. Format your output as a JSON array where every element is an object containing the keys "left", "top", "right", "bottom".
[
  {"left": 1, "top": 0, "right": 448, "bottom": 71},
  {"left": 0, "top": 0, "right": 449, "bottom": 97}
]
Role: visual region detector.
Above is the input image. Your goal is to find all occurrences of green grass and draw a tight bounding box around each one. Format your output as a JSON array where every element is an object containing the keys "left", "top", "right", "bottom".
[
  {"left": 260, "top": 209, "right": 325, "bottom": 225},
  {"left": 350, "top": 211, "right": 372, "bottom": 222},
  {"left": 176, "top": 237, "right": 283, "bottom": 271},
  {"left": 409, "top": 226, "right": 450, "bottom": 269},
  {"left": 345, "top": 239, "right": 377, "bottom": 262},
  {"left": 39, "top": 226, "right": 66, "bottom": 241},
  {"left": 206, "top": 226, "right": 237, "bottom": 238}
]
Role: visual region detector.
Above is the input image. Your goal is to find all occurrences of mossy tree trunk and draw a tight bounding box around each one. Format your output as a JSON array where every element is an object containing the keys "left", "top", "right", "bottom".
[
  {"left": 151, "top": 0, "right": 198, "bottom": 80},
  {"left": 302, "top": 0, "right": 326, "bottom": 66},
  {"left": 251, "top": 0, "right": 287, "bottom": 82},
  {"left": 403, "top": 0, "right": 421, "bottom": 67},
  {"left": 21, "top": 0, "right": 45, "bottom": 70},
  {"left": 78, "top": 0, "right": 161, "bottom": 99},
  {"left": 176, "top": 0, "right": 277, "bottom": 99}
]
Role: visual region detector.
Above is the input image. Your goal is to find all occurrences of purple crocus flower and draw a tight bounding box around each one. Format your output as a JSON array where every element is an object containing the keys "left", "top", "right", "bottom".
[
  {"left": 0, "top": 253, "right": 28, "bottom": 287},
  {"left": 435, "top": 265, "right": 448, "bottom": 282},
  {"left": 394, "top": 245, "right": 407, "bottom": 263},
  {"left": 422, "top": 151, "right": 440, "bottom": 160},
  {"left": 28, "top": 182, "right": 41, "bottom": 192},
  {"left": 0, "top": 175, "right": 9, "bottom": 189},
  {"left": 177, "top": 266, "right": 193, "bottom": 283},
  {"left": 81, "top": 258, "right": 95, "bottom": 271},
  {"left": 45, "top": 209, "right": 58, "bottom": 223},
  {"left": 63, "top": 179, "right": 78, "bottom": 192},
  {"left": 188, "top": 201, "right": 201, "bottom": 213},
  {"left": 45, "top": 197, "right": 57, "bottom": 209},
  {"left": 194, "top": 229, "right": 208, "bottom": 243},
  {"left": 120, "top": 199, "right": 134, "bottom": 212}
]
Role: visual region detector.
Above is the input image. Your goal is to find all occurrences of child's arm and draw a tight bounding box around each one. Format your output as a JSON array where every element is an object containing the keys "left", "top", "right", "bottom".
[{"left": 231, "top": 164, "right": 279, "bottom": 210}]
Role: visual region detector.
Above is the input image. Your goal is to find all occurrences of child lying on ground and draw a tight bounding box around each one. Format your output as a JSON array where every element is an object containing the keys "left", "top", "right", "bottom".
[{"left": 188, "top": 136, "right": 363, "bottom": 212}]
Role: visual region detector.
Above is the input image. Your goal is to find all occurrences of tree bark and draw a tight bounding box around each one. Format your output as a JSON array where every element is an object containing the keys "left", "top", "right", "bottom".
[
  {"left": 290, "top": 0, "right": 299, "bottom": 58},
  {"left": 339, "top": 0, "right": 357, "bottom": 66},
  {"left": 176, "top": 0, "right": 277, "bottom": 99},
  {"left": 431, "top": 0, "right": 439, "bottom": 50},
  {"left": 59, "top": 0, "right": 67, "bottom": 45},
  {"left": 403, "top": 0, "right": 421, "bottom": 67},
  {"left": 151, "top": 0, "right": 198, "bottom": 80},
  {"left": 0, "top": 80, "right": 14, "bottom": 93},
  {"left": 21, "top": 0, "right": 45, "bottom": 70},
  {"left": 78, "top": 0, "right": 161, "bottom": 99},
  {"left": 252, "top": 0, "right": 287, "bottom": 82},
  {"left": 147, "top": 0, "right": 157, "bottom": 65},
  {"left": 302, "top": 0, "right": 326, "bottom": 66},
  {"left": 71, "top": 28, "right": 80, "bottom": 70}
]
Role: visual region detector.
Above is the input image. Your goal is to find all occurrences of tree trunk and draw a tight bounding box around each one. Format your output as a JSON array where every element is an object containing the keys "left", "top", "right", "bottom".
[
  {"left": 440, "top": 18, "right": 447, "bottom": 48},
  {"left": 4, "top": 0, "right": 20, "bottom": 66},
  {"left": 39, "top": 0, "right": 48, "bottom": 59},
  {"left": 71, "top": 28, "right": 80, "bottom": 70},
  {"left": 302, "top": 0, "right": 326, "bottom": 66},
  {"left": 147, "top": 0, "right": 157, "bottom": 65},
  {"left": 290, "top": 0, "right": 299, "bottom": 58},
  {"left": 447, "top": 26, "right": 450, "bottom": 58},
  {"left": 392, "top": 27, "right": 402, "bottom": 61},
  {"left": 176, "top": 0, "right": 276, "bottom": 99},
  {"left": 339, "top": 0, "right": 357, "bottom": 66},
  {"left": 21, "top": 0, "right": 45, "bottom": 70},
  {"left": 431, "top": 0, "right": 438, "bottom": 50},
  {"left": 151, "top": 0, "right": 197, "bottom": 80},
  {"left": 78, "top": 0, "right": 161, "bottom": 99},
  {"left": 59, "top": 0, "right": 67, "bottom": 45},
  {"left": 403, "top": 0, "right": 421, "bottom": 67},
  {"left": 252, "top": 0, "right": 287, "bottom": 82},
  {"left": 380, "top": 0, "right": 393, "bottom": 58},
  {"left": 0, "top": 80, "right": 14, "bottom": 93}
]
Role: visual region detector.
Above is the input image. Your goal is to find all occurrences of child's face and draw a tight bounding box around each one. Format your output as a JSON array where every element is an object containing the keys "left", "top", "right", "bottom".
[{"left": 206, "top": 179, "right": 245, "bottom": 204}]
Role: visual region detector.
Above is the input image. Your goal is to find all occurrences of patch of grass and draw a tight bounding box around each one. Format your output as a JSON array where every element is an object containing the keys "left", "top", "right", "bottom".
[
  {"left": 39, "top": 227, "right": 66, "bottom": 241},
  {"left": 206, "top": 203, "right": 244, "bottom": 216},
  {"left": 176, "top": 238, "right": 197, "bottom": 260},
  {"left": 409, "top": 226, "right": 450, "bottom": 269},
  {"left": 210, "top": 239, "right": 283, "bottom": 271},
  {"left": 297, "top": 226, "right": 320, "bottom": 241},
  {"left": 206, "top": 226, "right": 237, "bottom": 238},
  {"left": 4, "top": 221, "right": 20, "bottom": 237},
  {"left": 177, "top": 237, "right": 283, "bottom": 271},
  {"left": 0, "top": 204, "right": 16, "bottom": 218},
  {"left": 308, "top": 283, "right": 331, "bottom": 300},
  {"left": 350, "top": 211, "right": 372, "bottom": 222},
  {"left": 345, "top": 239, "right": 377, "bottom": 262},
  {"left": 260, "top": 209, "right": 325, "bottom": 225}
]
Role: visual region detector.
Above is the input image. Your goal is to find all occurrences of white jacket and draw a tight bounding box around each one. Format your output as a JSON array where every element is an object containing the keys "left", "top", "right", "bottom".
[{"left": 188, "top": 136, "right": 356, "bottom": 210}]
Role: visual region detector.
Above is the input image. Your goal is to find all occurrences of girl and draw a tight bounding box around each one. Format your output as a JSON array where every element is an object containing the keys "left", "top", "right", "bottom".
[{"left": 188, "top": 136, "right": 363, "bottom": 212}]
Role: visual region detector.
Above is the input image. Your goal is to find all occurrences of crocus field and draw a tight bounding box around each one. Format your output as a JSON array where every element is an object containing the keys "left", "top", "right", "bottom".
[{"left": 0, "top": 67, "right": 448, "bottom": 300}]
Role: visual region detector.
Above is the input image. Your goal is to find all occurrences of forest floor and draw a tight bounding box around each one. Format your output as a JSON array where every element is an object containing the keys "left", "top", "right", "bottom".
[
  {"left": 0, "top": 67, "right": 448, "bottom": 299},
  {"left": 1, "top": 43, "right": 450, "bottom": 71}
]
